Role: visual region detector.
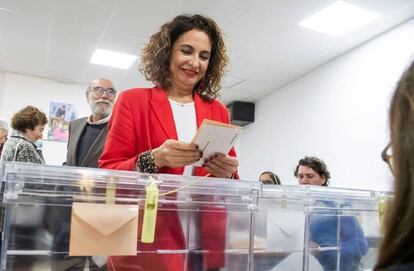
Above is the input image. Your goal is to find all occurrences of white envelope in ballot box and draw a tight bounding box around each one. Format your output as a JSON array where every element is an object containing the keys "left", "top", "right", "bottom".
[{"left": 265, "top": 210, "right": 305, "bottom": 252}]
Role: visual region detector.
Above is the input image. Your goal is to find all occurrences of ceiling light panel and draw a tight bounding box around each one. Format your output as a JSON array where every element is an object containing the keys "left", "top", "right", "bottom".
[
  {"left": 90, "top": 49, "right": 137, "bottom": 70},
  {"left": 298, "top": 1, "right": 380, "bottom": 36}
]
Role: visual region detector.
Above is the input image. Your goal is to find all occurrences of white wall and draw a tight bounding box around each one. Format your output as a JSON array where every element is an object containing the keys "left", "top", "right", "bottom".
[
  {"left": 238, "top": 19, "right": 414, "bottom": 191},
  {"left": 0, "top": 72, "right": 89, "bottom": 165},
  {"left": 0, "top": 73, "right": 5, "bottom": 109}
]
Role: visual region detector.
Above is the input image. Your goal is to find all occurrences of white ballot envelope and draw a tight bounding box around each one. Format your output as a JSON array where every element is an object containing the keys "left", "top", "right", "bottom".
[
  {"left": 265, "top": 210, "right": 305, "bottom": 252},
  {"left": 191, "top": 119, "right": 242, "bottom": 166}
]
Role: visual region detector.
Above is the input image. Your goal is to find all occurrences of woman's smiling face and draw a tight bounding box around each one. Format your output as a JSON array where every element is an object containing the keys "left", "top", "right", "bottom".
[{"left": 169, "top": 28, "right": 211, "bottom": 93}]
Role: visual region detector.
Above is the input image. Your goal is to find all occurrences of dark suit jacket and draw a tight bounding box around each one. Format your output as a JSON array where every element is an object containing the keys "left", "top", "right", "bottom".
[
  {"left": 66, "top": 117, "right": 108, "bottom": 168},
  {"left": 50, "top": 117, "right": 109, "bottom": 270}
]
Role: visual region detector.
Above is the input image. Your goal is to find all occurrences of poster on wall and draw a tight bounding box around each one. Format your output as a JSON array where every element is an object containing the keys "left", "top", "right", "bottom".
[{"left": 47, "top": 102, "right": 77, "bottom": 142}]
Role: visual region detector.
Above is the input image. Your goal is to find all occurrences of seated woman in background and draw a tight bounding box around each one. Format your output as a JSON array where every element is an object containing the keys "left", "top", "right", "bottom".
[
  {"left": 375, "top": 61, "right": 414, "bottom": 271},
  {"left": 259, "top": 171, "right": 281, "bottom": 185},
  {"left": 294, "top": 156, "right": 368, "bottom": 271}
]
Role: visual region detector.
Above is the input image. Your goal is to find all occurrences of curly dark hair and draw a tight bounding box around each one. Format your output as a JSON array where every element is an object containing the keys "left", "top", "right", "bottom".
[
  {"left": 11, "top": 106, "right": 47, "bottom": 133},
  {"left": 139, "top": 14, "right": 228, "bottom": 101},
  {"left": 294, "top": 156, "right": 331, "bottom": 186}
]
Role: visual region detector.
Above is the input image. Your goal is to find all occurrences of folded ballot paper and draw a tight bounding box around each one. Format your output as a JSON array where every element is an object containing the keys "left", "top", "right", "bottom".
[{"left": 191, "top": 119, "right": 242, "bottom": 166}]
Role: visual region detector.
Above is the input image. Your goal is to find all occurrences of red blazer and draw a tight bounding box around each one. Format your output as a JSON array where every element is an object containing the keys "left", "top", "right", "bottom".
[{"left": 99, "top": 87, "right": 238, "bottom": 271}]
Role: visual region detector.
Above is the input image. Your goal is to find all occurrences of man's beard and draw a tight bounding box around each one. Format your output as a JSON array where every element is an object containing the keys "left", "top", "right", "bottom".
[{"left": 90, "top": 99, "right": 113, "bottom": 118}]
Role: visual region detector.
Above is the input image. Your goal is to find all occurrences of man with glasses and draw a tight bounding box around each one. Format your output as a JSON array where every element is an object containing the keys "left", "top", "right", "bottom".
[
  {"left": 51, "top": 78, "right": 116, "bottom": 271},
  {"left": 65, "top": 78, "right": 116, "bottom": 168}
]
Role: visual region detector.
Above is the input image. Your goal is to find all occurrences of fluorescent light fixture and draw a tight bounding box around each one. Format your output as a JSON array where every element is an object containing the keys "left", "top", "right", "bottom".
[
  {"left": 298, "top": 1, "right": 380, "bottom": 36},
  {"left": 90, "top": 49, "right": 137, "bottom": 69}
]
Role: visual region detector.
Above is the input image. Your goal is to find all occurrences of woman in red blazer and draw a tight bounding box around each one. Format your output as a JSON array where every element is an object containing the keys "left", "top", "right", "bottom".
[{"left": 99, "top": 14, "right": 238, "bottom": 271}]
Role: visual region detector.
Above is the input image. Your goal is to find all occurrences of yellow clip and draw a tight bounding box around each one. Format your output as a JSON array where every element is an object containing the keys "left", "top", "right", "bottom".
[
  {"left": 281, "top": 194, "right": 287, "bottom": 209},
  {"left": 141, "top": 176, "right": 159, "bottom": 243},
  {"left": 106, "top": 178, "right": 116, "bottom": 204},
  {"left": 378, "top": 197, "right": 388, "bottom": 236}
]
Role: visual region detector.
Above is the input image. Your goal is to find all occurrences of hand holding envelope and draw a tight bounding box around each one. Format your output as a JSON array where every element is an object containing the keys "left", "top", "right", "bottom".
[
  {"left": 191, "top": 119, "right": 241, "bottom": 167},
  {"left": 69, "top": 202, "right": 139, "bottom": 256}
]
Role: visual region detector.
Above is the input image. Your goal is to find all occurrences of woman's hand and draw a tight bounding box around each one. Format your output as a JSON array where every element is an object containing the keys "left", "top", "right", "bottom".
[
  {"left": 151, "top": 139, "right": 202, "bottom": 168},
  {"left": 202, "top": 154, "right": 238, "bottom": 178}
]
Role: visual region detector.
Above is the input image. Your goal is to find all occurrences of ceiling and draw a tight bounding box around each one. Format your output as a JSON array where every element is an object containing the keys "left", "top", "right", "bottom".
[{"left": 0, "top": 0, "right": 413, "bottom": 105}]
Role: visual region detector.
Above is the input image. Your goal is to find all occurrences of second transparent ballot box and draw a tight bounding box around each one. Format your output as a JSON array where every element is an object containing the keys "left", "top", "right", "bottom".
[
  {"left": 251, "top": 185, "right": 390, "bottom": 271},
  {"left": 1, "top": 162, "right": 260, "bottom": 271}
]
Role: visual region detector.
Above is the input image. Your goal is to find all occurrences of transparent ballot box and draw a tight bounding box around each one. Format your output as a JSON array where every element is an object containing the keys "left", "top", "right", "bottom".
[
  {"left": 252, "top": 185, "right": 390, "bottom": 271},
  {"left": 0, "top": 162, "right": 260, "bottom": 271}
]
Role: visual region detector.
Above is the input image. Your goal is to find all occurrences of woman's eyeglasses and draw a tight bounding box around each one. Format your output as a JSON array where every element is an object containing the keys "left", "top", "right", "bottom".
[
  {"left": 89, "top": 86, "right": 117, "bottom": 97},
  {"left": 381, "top": 143, "right": 393, "bottom": 173}
]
